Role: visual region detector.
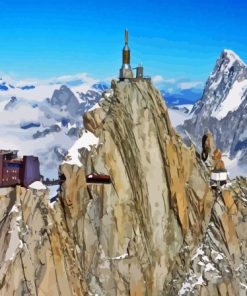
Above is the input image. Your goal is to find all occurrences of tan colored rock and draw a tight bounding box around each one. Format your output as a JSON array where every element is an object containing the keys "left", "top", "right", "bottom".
[
  {"left": 0, "top": 185, "right": 86, "bottom": 295},
  {"left": 83, "top": 106, "right": 106, "bottom": 136},
  {"left": 206, "top": 132, "right": 216, "bottom": 155},
  {"left": 0, "top": 80, "right": 246, "bottom": 295},
  {"left": 79, "top": 80, "right": 214, "bottom": 295},
  {"left": 222, "top": 190, "right": 237, "bottom": 215}
]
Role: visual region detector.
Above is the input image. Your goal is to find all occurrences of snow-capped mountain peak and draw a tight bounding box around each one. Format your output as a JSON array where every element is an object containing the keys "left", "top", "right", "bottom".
[
  {"left": 191, "top": 49, "right": 247, "bottom": 120},
  {"left": 181, "top": 49, "right": 247, "bottom": 173},
  {"left": 222, "top": 49, "right": 245, "bottom": 66}
]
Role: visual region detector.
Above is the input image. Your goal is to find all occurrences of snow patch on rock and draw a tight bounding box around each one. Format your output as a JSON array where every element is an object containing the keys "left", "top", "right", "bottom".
[
  {"left": 29, "top": 181, "right": 47, "bottom": 190},
  {"left": 63, "top": 130, "right": 99, "bottom": 167}
]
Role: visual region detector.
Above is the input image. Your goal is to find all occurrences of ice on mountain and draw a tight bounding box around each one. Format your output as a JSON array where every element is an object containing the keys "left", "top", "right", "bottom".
[
  {"left": 212, "top": 79, "right": 247, "bottom": 120},
  {"left": 223, "top": 49, "right": 246, "bottom": 67}
]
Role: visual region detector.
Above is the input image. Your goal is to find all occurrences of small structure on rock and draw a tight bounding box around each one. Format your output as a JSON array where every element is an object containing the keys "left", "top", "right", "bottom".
[
  {"left": 210, "top": 148, "right": 228, "bottom": 186},
  {"left": 119, "top": 29, "right": 151, "bottom": 81},
  {"left": 201, "top": 135, "right": 228, "bottom": 188},
  {"left": 86, "top": 173, "right": 111, "bottom": 184},
  {"left": 119, "top": 29, "right": 133, "bottom": 80},
  {"left": 0, "top": 150, "right": 40, "bottom": 188}
]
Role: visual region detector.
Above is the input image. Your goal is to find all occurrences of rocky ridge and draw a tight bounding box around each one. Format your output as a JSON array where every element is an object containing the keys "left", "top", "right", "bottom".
[{"left": 0, "top": 80, "right": 246, "bottom": 295}]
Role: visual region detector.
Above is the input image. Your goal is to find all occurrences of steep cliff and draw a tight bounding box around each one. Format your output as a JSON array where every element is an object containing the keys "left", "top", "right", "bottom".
[
  {"left": 0, "top": 79, "right": 246, "bottom": 295},
  {"left": 76, "top": 79, "right": 214, "bottom": 295}
]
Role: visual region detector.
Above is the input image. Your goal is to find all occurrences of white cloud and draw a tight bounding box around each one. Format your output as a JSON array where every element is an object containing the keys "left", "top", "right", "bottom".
[
  {"left": 151, "top": 75, "right": 204, "bottom": 92},
  {"left": 0, "top": 72, "right": 100, "bottom": 102},
  {"left": 177, "top": 81, "right": 203, "bottom": 90},
  {"left": 164, "top": 78, "right": 177, "bottom": 84},
  {"left": 152, "top": 75, "right": 177, "bottom": 86},
  {"left": 47, "top": 73, "right": 98, "bottom": 86},
  {"left": 0, "top": 72, "right": 98, "bottom": 87},
  {"left": 152, "top": 75, "right": 165, "bottom": 84},
  {"left": 167, "top": 88, "right": 174, "bottom": 93}
]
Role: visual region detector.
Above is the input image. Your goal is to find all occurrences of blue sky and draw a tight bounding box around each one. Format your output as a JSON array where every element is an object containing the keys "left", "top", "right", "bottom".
[{"left": 0, "top": 0, "right": 247, "bottom": 84}]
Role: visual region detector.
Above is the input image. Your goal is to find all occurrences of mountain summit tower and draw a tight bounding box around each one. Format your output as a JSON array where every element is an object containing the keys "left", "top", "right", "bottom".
[{"left": 119, "top": 29, "right": 134, "bottom": 80}]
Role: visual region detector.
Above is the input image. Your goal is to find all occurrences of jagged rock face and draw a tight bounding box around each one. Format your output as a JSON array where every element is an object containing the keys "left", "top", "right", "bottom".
[
  {"left": 179, "top": 177, "right": 247, "bottom": 296},
  {"left": 180, "top": 50, "right": 247, "bottom": 162},
  {"left": 62, "top": 79, "right": 214, "bottom": 295},
  {"left": 0, "top": 186, "right": 86, "bottom": 295},
  {"left": 1, "top": 79, "right": 246, "bottom": 295}
]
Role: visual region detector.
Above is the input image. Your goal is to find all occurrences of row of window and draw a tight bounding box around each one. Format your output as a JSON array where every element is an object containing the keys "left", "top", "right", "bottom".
[
  {"left": 5, "top": 169, "right": 19, "bottom": 174},
  {"left": 2, "top": 176, "right": 18, "bottom": 182}
]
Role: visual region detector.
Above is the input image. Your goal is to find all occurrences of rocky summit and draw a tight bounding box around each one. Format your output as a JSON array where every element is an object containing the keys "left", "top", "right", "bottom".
[{"left": 0, "top": 79, "right": 246, "bottom": 295}]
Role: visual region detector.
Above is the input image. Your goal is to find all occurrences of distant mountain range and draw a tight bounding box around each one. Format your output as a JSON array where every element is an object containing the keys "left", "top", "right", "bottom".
[{"left": 0, "top": 75, "right": 108, "bottom": 184}]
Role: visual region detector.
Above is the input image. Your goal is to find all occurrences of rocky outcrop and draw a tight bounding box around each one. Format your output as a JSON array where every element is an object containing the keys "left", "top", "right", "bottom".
[
  {"left": 179, "top": 177, "right": 247, "bottom": 296},
  {"left": 61, "top": 79, "right": 214, "bottom": 295},
  {"left": 0, "top": 79, "right": 246, "bottom": 295},
  {"left": 0, "top": 186, "right": 87, "bottom": 295}
]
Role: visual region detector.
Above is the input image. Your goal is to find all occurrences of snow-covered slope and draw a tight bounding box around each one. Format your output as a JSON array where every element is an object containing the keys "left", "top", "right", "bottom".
[
  {"left": 211, "top": 78, "right": 247, "bottom": 119},
  {"left": 168, "top": 105, "right": 193, "bottom": 127},
  {"left": 180, "top": 50, "right": 247, "bottom": 176}
]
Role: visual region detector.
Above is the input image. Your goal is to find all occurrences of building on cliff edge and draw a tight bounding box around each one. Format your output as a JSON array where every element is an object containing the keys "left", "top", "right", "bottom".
[{"left": 0, "top": 150, "right": 40, "bottom": 188}]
